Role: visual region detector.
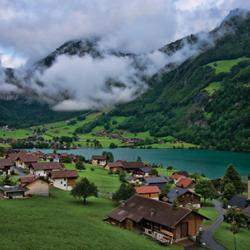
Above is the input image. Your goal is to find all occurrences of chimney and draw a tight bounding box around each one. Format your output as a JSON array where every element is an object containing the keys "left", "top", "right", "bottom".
[{"left": 248, "top": 174, "right": 250, "bottom": 200}]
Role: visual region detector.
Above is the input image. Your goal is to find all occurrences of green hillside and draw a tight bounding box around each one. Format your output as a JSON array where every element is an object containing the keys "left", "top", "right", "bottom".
[{"left": 108, "top": 13, "right": 250, "bottom": 152}]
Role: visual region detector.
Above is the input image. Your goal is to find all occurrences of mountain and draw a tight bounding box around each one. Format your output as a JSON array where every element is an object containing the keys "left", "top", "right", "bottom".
[
  {"left": 108, "top": 9, "right": 250, "bottom": 151},
  {"left": 1, "top": 9, "right": 250, "bottom": 152}
]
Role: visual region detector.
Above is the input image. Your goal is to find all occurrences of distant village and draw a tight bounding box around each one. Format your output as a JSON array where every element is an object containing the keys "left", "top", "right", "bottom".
[{"left": 0, "top": 149, "right": 249, "bottom": 248}]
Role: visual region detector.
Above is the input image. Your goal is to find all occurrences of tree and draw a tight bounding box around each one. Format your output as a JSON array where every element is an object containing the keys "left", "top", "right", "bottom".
[
  {"left": 71, "top": 178, "right": 98, "bottom": 205},
  {"left": 0, "top": 175, "right": 16, "bottom": 186},
  {"left": 195, "top": 179, "right": 216, "bottom": 203},
  {"left": 102, "top": 151, "right": 114, "bottom": 162},
  {"left": 75, "top": 161, "right": 85, "bottom": 170},
  {"left": 112, "top": 183, "right": 135, "bottom": 204},
  {"left": 225, "top": 207, "right": 248, "bottom": 228},
  {"left": 150, "top": 168, "right": 159, "bottom": 176},
  {"left": 223, "top": 183, "right": 236, "bottom": 200},
  {"left": 109, "top": 143, "right": 117, "bottom": 148},
  {"left": 223, "top": 165, "right": 245, "bottom": 194},
  {"left": 118, "top": 170, "right": 126, "bottom": 182},
  {"left": 136, "top": 156, "right": 142, "bottom": 162}
]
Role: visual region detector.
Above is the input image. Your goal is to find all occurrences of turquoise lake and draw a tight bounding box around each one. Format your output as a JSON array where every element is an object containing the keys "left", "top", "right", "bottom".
[{"left": 29, "top": 148, "right": 250, "bottom": 179}]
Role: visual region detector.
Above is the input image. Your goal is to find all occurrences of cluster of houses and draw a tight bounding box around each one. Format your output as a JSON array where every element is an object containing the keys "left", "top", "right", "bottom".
[
  {"left": 0, "top": 151, "right": 79, "bottom": 199},
  {"left": 90, "top": 156, "right": 207, "bottom": 244}
]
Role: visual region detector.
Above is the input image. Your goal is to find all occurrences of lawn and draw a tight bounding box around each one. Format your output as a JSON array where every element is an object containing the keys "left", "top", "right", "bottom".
[
  {"left": 64, "top": 163, "right": 120, "bottom": 193},
  {"left": 0, "top": 188, "right": 181, "bottom": 250},
  {"left": 206, "top": 57, "right": 249, "bottom": 74},
  {"left": 214, "top": 222, "right": 250, "bottom": 250}
]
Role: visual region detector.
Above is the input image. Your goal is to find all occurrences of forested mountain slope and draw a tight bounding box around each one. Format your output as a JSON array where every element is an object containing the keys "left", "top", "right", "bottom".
[{"left": 110, "top": 11, "right": 250, "bottom": 151}]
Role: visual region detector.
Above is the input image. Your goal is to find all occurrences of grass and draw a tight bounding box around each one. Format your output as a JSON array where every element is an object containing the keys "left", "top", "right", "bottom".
[
  {"left": 204, "top": 82, "right": 223, "bottom": 96},
  {"left": 0, "top": 188, "right": 181, "bottom": 250},
  {"left": 148, "top": 141, "right": 198, "bottom": 149},
  {"left": 206, "top": 57, "right": 249, "bottom": 74},
  {"left": 214, "top": 222, "right": 250, "bottom": 250},
  {"left": 64, "top": 163, "right": 120, "bottom": 193},
  {"left": 199, "top": 206, "right": 218, "bottom": 229},
  {"left": 0, "top": 128, "right": 32, "bottom": 139}
]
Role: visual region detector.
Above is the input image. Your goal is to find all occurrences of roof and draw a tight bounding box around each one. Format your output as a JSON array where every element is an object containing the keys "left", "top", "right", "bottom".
[
  {"left": 176, "top": 177, "right": 193, "bottom": 188},
  {"left": 7, "top": 151, "right": 38, "bottom": 163},
  {"left": 107, "top": 195, "right": 208, "bottom": 228},
  {"left": 123, "top": 161, "right": 144, "bottom": 169},
  {"left": 20, "top": 175, "right": 37, "bottom": 184},
  {"left": 108, "top": 161, "right": 125, "bottom": 168},
  {"left": 51, "top": 170, "right": 78, "bottom": 179},
  {"left": 135, "top": 186, "right": 161, "bottom": 194},
  {"left": 170, "top": 173, "right": 186, "bottom": 180},
  {"left": 167, "top": 187, "right": 199, "bottom": 203},
  {"left": 0, "top": 185, "right": 27, "bottom": 193},
  {"left": 144, "top": 176, "right": 167, "bottom": 185},
  {"left": 92, "top": 155, "right": 107, "bottom": 161},
  {"left": 30, "top": 162, "right": 63, "bottom": 171},
  {"left": 0, "top": 159, "right": 13, "bottom": 169},
  {"left": 228, "top": 195, "right": 248, "bottom": 209}
]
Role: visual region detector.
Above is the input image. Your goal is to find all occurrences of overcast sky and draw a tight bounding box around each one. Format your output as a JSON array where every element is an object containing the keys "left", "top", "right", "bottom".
[{"left": 0, "top": 0, "right": 249, "bottom": 68}]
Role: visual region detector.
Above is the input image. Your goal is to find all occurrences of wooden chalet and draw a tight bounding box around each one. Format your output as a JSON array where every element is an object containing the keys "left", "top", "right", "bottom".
[
  {"left": 135, "top": 186, "right": 161, "bottom": 200},
  {"left": 50, "top": 170, "right": 78, "bottom": 191},
  {"left": 106, "top": 160, "right": 145, "bottom": 173},
  {"left": 0, "top": 159, "right": 13, "bottom": 175},
  {"left": 106, "top": 195, "right": 208, "bottom": 244},
  {"left": 29, "top": 162, "right": 64, "bottom": 177},
  {"left": 167, "top": 187, "right": 201, "bottom": 208},
  {"left": 91, "top": 155, "right": 108, "bottom": 166}
]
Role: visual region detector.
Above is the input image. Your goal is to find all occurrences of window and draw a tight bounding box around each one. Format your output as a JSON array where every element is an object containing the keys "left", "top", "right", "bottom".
[{"left": 61, "top": 181, "right": 63, "bottom": 184}]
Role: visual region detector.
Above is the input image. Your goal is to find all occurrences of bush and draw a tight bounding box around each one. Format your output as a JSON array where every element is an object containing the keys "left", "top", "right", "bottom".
[{"left": 75, "top": 161, "right": 85, "bottom": 170}]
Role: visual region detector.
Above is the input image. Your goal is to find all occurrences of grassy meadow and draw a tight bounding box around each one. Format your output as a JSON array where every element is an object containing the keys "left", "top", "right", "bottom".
[{"left": 0, "top": 188, "right": 182, "bottom": 250}]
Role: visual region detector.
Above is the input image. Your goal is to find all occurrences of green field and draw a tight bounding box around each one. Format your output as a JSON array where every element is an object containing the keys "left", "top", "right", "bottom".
[
  {"left": 214, "top": 222, "right": 250, "bottom": 250},
  {"left": 199, "top": 206, "right": 218, "bottom": 229},
  {"left": 65, "top": 163, "right": 120, "bottom": 193},
  {"left": 0, "top": 188, "right": 183, "bottom": 250},
  {"left": 0, "top": 128, "right": 32, "bottom": 139},
  {"left": 204, "top": 82, "right": 223, "bottom": 96},
  {"left": 206, "top": 57, "right": 249, "bottom": 74}
]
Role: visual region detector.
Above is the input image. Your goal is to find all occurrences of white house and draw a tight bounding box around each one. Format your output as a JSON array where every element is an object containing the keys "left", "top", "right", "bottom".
[
  {"left": 29, "top": 162, "right": 63, "bottom": 177},
  {"left": 50, "top": 170, "right": 78, "bottom": 191}
]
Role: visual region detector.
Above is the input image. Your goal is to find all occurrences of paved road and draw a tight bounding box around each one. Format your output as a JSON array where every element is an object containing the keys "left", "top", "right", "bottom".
[
  {"left": 201, "top": 200, "right": 225, "bottom": 250},
  {"left": 13, "top": 166, "right": 26, "bottom": 177}
]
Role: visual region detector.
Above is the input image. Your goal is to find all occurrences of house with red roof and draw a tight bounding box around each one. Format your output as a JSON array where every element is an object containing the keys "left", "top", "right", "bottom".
[
  {"left": 29, "top": 162, "right": 64, "bottom": 177},
  {"left": 0, "top": 159, "right": 13, "bottom": 175},
  {"left": 135, "top": 186, "right": 161, "bottom": 200},
  {"left": 7, "top": 151, "right": 38, "bottom": 169},
  {"left": 176, "top": 177, "right": 194, "bottom": 189},
  {"left": 50, "top": 170, "right": 78, "bottom": 191},
  {"left": 170, "top": 173, "right": 186, "bottom": 184}
]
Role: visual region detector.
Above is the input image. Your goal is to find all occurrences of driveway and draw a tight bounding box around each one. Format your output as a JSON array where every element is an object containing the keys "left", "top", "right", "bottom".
[{"left": 201, "top": 200, "right": 225, "bottom": 250}]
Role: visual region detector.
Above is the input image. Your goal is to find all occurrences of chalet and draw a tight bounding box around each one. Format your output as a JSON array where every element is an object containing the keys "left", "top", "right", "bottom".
[
  {"left": 46, "top": 153, "right": 60, "bottom": 162},
  {"left": 0, "top": 159, "right": 13, "bottom": 175},
  {"left": 167, "top": 187, "right": 201, "bottom": 209},
  {"left": 135, "top": 186, "right": 161, "bottom": 200},
  {"left": 143, "top": 176, "right": 168, "bottom": 190},
  {"left": 106, "top": 195, "right": 208, "bottom": 244},
  {"left": 176, "top": 177, "right": 194, "bottom": 189},
  {"left": 91, "top": 155, "right": 108, "bottom": 166},
  {"left": 50, "top": 170, "right": 78, "bottom": 191},
  {"left": 106, "top": 160, "right": 145, "bottom": 173},
  {"left": 20, "top": 175, "right": 49, "bottom": 196},
  {"left": 6, "top": 151, "right": 38, "bottom": 168},
  {"left": 132, "top": 167, "right": 152, "bottom": 177},
  {"left": 170, "top": 173, "right": 186, "bottom": 184},
  {"left": 29, "top": 162, "right": 64, "bottom": 177},
  {"left": 0, "top": 185, "right": 27, "bottom": 199},
  {"left": 228, "top": 195, "right": 249, "bottom": 209}
]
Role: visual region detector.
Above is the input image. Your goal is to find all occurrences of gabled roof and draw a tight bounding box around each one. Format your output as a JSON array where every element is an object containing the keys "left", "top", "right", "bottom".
[
  {"left": 92, "top": 155, "right": 107, "bottom": 161},
  {"left": 170, "top": 173, "right": 186, "bottom": 181},
  {"left": 143, "top": 176, "right": 167, "bottom": 185},
  {"left": 0, "top": 159, "right": 13, "bottom": 169},
  {"left": 228, "top": 195, "right": 248, "bottom": 209},
  {"left": 30, "top": 162, "right": 63, "bottom": 171},
  {"left": 176, "top": 177, "right": 193, "bottom": 188},
  {"left": 108, "top": 161, "right": 145, "bottom": 170},
  {"left": 167, "top": 187, "right": 199, "bottom": 203},
  {"left": 20, "top": 175, "right": 49, "bottom": 187},
  {"left": 135, "top": 186, "right": 161, "bottom": 194},
  {"left": 107, "top": 195, "right": 208, "bottom": 228},
  {"left": 7, "top": 151, "right": 38, "bottom": 163},
  {"left": 51, "top": 170, "right": 78, "bottom": 179}
]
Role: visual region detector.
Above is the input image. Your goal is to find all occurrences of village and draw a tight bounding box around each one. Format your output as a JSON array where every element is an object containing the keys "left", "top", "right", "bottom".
[{"left": 0, "top": 149, "right": 249, "bottom": 249}]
